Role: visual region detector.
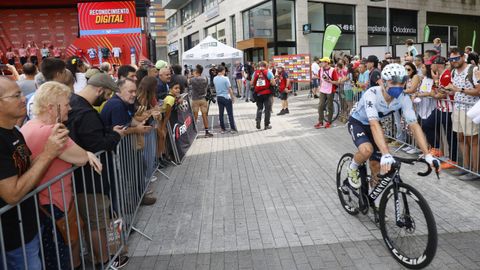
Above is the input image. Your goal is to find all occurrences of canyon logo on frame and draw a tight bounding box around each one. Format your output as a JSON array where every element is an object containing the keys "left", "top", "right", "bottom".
[{"left": 78, "top": 1, "right": 141, "bottom": 36}]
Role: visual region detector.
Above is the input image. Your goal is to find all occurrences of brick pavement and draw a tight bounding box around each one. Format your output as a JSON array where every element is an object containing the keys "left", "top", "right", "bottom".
[{"left": 125, "top": 92, "right": 480, "bottom": 269}]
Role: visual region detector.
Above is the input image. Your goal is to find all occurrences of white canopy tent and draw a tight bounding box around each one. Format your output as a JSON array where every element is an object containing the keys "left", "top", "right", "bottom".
[{"left": 182, "top": 36, "right": 243, "bottom": 78}]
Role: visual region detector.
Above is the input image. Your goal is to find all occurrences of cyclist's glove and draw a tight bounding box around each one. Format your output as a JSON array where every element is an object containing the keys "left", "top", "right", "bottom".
[
  {"left": 380, "top": 154, "right": 395, "bottom": 166},
  {"left": 424, "top": 154, "right": 441, "bottom": 171}
]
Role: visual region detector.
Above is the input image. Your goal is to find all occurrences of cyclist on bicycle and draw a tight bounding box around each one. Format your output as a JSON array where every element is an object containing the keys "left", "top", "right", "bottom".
[{"left": 347, "top": 63, "right": 440, "bottom": 189}]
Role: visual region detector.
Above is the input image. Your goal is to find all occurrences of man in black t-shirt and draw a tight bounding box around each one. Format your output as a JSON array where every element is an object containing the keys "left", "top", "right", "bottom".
[
  {"left": 366, "top": 55, "right": 382, "bottom": 87},
  {"left": 0, "top": 77, "right": 67, "bottom": 269},
  {"left": 169, "top": 64, "right": 189, "bottom": 94},
  {"left": 243, "top": 62, "right": 255, "bottom": 102},
  {"left": 209, "top": 64, "right": 218, "bottom": 87}
]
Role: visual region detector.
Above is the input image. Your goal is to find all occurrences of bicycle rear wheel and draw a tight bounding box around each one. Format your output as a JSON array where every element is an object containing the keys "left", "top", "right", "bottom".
[
  {"left": 336, "top": 153, "right": 359, "bottom": 215},
  {"left": 378, "top": 183, "right": 437, "bottom": 269},
  {"left": 323, "top": 100, "right": 340, "bottom": 123}
]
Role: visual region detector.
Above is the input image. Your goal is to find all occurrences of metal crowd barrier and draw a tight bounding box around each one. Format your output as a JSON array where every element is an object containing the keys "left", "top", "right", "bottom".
[
  {"left": 0, "top": 127, "right": 159, "bottom": 270},
  {"left": 383, "top": 97, "right": 480, "bottom": 177}
]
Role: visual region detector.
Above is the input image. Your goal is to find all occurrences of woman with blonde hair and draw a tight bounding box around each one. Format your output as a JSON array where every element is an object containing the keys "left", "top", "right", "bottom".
[{"left": 20, "top": 81, "right": 102, "bottom": 269}]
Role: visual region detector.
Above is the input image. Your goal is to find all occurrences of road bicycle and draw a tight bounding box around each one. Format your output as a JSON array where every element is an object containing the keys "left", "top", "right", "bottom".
[{"left": 336, "top": 153, "right": 439, "bottom": 269}]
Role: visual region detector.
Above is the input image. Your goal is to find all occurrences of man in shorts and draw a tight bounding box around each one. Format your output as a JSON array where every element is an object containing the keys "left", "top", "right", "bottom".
[
  {"left": 347, "top": 64, "right": 439, "bottom": 190},
  {"left": 444, "top": 48, "right": 480, "bottom": 181},
  {"left": 191, "top": 64, "right": 213, "bottom": 137},
  {"left": 276, "top": 65, "right": 291, "bottom": 115}
]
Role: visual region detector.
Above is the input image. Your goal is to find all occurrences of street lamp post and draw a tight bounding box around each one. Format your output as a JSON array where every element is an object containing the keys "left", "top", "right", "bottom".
[{"left": 371, "top": 0, "right": 390, "bottom": 52}]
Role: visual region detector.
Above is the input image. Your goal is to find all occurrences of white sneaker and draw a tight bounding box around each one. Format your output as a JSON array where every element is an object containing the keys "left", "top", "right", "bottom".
[
  {"left": 348, "top": 168, "right": 361, "bottom": 189},
  {"left": 402, "top": 146, "right": 412, "bottom": 152}
]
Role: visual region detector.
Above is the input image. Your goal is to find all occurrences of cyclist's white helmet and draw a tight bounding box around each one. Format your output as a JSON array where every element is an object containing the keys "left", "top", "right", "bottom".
[{"left": 381, "top": 63, "right": 408, "bottom": 83}]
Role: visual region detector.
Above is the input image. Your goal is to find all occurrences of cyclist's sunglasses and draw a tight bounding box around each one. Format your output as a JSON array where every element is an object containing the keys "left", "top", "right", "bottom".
[
  {"left": 389, "top": 75, "right": 408, "bottom": 84},
  {"left": 448, "top": 56, "right": 462, "bottom": 62}
]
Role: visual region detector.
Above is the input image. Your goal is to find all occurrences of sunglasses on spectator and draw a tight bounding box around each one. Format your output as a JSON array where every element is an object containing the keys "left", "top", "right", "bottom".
[{"left": 448, "top": 56, "right": 461, "bottom": 62}]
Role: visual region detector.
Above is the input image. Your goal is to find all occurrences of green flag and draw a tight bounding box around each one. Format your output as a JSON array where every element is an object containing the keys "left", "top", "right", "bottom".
[
  {"left": 424, "top": 25, "right": 430, "bottom": 43},
  {"left": 473, "top": 30, "right": 477, "bottom": 51},
  {"left": 323, "top": 25, "right": 342, "bottom": 58}
]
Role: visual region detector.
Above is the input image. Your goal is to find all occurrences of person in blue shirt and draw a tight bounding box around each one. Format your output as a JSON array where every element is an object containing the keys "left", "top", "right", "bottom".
[
  {"left": 346, "top": 64, "right": 439, "bottom": 190},
  {"left": 100, "top": 78, "right": 152, "bottom": 135},
  {"left": 213, "top": 66, "right": 237, "bottom": 134}
]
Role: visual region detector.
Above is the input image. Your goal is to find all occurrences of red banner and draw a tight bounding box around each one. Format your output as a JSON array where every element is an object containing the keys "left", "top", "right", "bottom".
[{"left": 78, "top": 1, "right": 141, "bottom": 36}]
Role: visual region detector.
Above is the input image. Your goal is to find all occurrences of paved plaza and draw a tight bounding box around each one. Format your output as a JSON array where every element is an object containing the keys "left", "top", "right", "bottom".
[{"left": 126, "top": 92, "right": 480, "bottom": 270}]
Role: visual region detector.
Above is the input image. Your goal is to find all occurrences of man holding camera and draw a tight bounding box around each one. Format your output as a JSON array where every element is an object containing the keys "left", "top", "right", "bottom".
[
  {"left": 191, "top": 64, "right": 213, "bottom": 137},
  {"left": 315, "top": 57, "right": 339, "bottom": 129}
]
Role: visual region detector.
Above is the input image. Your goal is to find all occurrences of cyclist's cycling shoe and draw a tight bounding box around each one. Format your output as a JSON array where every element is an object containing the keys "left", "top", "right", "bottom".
[{"left": 347, "top": 168, "right": 361, "bottom": 189}]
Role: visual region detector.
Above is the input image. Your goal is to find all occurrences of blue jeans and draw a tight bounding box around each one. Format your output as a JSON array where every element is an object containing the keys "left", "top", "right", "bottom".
[
  {"left": 40, "top": 205, "right": 72, "bottom": 270},
  {"left": 217, "top": 96, "right": 236, "bottom": 131},
  {"left": 244, "top": 80, "right": 252, "bottom": 101},
  {"left": 0, "top": 234, "right": 41, "bottom": 270}
]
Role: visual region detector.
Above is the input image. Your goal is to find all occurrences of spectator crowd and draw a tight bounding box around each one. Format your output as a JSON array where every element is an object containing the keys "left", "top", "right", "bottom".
[{"left": 1, "top": 36, "right": 480, "bottom": 269}]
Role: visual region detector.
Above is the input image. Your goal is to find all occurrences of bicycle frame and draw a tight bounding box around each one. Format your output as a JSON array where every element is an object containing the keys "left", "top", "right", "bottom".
[{"left": 352, "top": 163, "right": 411, "bottom": 227}]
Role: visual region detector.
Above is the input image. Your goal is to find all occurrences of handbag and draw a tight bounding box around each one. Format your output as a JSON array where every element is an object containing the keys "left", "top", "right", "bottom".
[
  {"left": 107, "top": 212, "right": 124, "bottom": 255},
  {"left": 40, "top": 203, "right": 84, "bottom": 245}
]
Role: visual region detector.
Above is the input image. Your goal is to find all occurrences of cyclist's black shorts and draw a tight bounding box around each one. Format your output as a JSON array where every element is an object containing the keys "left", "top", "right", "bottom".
[{"left": 347, "top": 116, "right": 381, "bottom": 161}]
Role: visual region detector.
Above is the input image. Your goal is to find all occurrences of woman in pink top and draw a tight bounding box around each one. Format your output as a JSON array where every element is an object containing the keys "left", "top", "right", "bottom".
[
  {"left": 20, "top": 81, "right": 102, "bottom": 269},
  {"left": 6, "top": 47, "right": 16, "bottom": 65},
  {"left": 18, "top": 43, "right": 28, "bottom": 65},
  {"left": 52, "top": 46, "right": 62, "bottom": 58},
  {"left": 28, "top": 41, "right": 39, "bottom": 65}
]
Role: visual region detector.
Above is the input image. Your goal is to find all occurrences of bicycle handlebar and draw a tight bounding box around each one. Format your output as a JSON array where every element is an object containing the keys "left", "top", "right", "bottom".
[{"left": 378, "top": 156, "right": 440, "bottom": 179}]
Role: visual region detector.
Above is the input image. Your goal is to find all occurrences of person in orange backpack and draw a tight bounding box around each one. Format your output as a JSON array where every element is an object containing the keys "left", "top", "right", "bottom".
[{"left": 252, "top": 61, "right": 276, "bottom": 130}]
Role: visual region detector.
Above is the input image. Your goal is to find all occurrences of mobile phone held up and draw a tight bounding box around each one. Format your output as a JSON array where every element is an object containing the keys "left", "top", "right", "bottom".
[{"left": 56, "top": 104, "right": 62, "bottom": 123}]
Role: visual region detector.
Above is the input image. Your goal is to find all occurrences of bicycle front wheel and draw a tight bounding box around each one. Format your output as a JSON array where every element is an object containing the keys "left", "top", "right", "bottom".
[{"left": 378, "top": 183, "right": 437, "bottom": 269}]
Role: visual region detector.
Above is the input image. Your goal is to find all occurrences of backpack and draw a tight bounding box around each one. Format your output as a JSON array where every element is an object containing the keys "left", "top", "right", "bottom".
[
  {"left": 452, "top": 64, "right": 476, "bottom": 87},
  {"left": 252, "top": 70, "right": 271, "bottom": 93}
]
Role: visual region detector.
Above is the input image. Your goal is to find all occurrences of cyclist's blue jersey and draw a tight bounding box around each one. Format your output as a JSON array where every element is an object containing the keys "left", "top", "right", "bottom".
[{"left": 351, "top": 86, "right": 417, "bottom": 125}]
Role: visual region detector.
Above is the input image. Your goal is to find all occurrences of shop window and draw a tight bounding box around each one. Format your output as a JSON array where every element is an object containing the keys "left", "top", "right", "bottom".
[
  {"left": 181, "top": 0, "right": 203, "bottom": 24},
  {"left": 242, "top": 1, "right": 273, "bottom": 41},
  {"left": 203, "top": 0, "right": 217, "bottom": 11},
  {"left": 204, "top": 20, "right": 226, "bottom": 43},
  {"left": 449, "top": 26, "right": 458, "bottom": 47},
  {"left": 367, "top": 7, "right": 418, "bottom": 45},
  {"left": 167, "top": 13, "right": 178, "bottom": 32},
  {"left": 325, "top": 3, "right": 355, "bottom": 33},
  {"left": 184, "top": 32, "right": 200, "bottom": 51},
  {"left": 308, "top": 2, "right": 325, "bottom": 32},
  {"left": 307, "top": 2, "right": 355, "bottom": 56},
  {"left": 277, "top": 0, "right": 295, "bottom": 41},
  {"left": 308, "top": 33, "right": 324, "bottom": 58},
  {"left": 231, "top": 15, "right": 236, "bottom": 47}
]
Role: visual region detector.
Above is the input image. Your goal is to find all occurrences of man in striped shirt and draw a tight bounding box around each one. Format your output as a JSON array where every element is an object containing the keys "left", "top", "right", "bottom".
[{"left": 444, "top": 48, "right": 480, "bottom": 181}]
